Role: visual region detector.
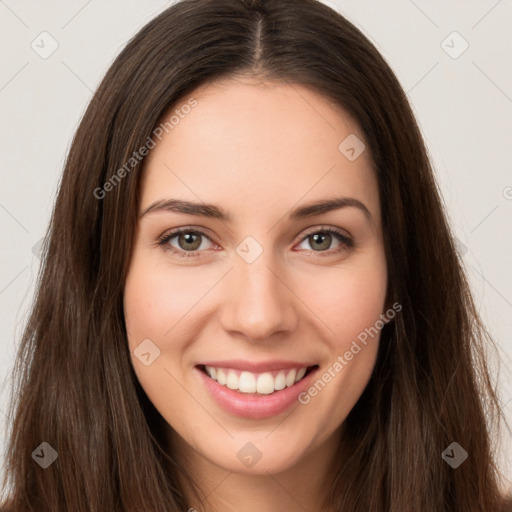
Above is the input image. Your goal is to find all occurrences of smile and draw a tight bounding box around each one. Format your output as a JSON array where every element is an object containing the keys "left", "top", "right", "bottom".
[
  {"left": 203, "top": 365, "right": 309, "bottom": 394},
  {"left": 196, "top": 362, "right": 319, "bottom": 419}
]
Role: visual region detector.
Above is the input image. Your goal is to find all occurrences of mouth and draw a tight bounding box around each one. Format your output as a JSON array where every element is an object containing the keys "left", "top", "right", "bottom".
[
  {"left": 197, "top": 364, "right": 318, "bottom": 396},
  {"left": 195, "top": 362, "right": 319, "bottom": 419}
]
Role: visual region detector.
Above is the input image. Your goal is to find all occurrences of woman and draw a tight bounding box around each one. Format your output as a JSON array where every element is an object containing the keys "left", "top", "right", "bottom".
[{"left": 1, "top": 0, "right": 510, "bottom": 510}]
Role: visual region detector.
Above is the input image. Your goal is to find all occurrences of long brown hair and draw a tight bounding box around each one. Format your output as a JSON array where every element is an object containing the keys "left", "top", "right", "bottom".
[{"left": 1, "top": 0, "right": 510, "bottom": 510}]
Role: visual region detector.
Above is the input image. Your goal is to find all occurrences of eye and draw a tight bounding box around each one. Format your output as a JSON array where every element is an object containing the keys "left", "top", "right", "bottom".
[
  {"left": 294, "top": 226, "right": 354, "bottom": 256},
  {"left": 157, "top": 225, "right": 354, "bottom": 259},
  {"left": 158, "top": 228, "right": 216, "bottom": 258}
]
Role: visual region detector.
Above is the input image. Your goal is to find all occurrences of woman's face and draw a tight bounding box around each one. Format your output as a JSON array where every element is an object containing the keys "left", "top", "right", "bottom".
[{"left": 124, "top": 77, "right": 387, "bottom": 476}]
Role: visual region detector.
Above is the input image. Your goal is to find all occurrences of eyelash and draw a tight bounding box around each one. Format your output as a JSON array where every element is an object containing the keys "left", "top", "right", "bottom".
[{"left": 157, "top": 225, "right": 354, "bottom": 259}]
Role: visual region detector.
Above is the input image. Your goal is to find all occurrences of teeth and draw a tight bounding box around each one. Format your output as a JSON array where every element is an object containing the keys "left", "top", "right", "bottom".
[
  {"left": 204, "top": 365, "right": 310, "bottom": 395},
  {"left": 226, "top": 371, "right": 239, "bottom": 390},
  {"left": 256, "top": 372, "right": 274, "bottom": 395},
  {"left": 296, "top": 367, "right": 307, "bottom": 381},
  {"left": 274, "top": 371, "right": 286, "bottom": 391},
  {"left": 239, "top": 371, "right": 256, "bottom": 393},
  {"left": 285, "top": 369, "right": 297, "bottom": 387},
  {"left": 217, "top": 368, "right": 226, "bottom": 385}
]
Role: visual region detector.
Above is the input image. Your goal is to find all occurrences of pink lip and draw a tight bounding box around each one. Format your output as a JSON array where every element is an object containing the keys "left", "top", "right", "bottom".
[
  {"left": 196, "top": 364, "right": 319, "bottom": 419},
  {"left": 197, "top": 359, "right": 315, "bottom": 373}
]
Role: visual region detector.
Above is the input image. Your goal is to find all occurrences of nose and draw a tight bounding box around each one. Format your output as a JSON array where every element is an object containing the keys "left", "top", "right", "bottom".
[{"left": 219, "top": 249, "right": 298, "bottom": 342}]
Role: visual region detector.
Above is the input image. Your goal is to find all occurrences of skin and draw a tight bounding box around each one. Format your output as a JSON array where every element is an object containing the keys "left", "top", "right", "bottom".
[{"left": 123, "top": 75, "right": 388, "bottom": 512}]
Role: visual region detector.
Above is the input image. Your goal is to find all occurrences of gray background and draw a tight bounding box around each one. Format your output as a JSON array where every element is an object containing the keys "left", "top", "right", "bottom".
[{"left": 1, "top": 0, "right": 511, "bottom": 492}]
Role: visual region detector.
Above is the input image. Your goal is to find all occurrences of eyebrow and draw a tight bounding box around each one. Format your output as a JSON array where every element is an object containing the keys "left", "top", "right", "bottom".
[{"left": 139, "top": 196, "right": 372, "bottom": 222}]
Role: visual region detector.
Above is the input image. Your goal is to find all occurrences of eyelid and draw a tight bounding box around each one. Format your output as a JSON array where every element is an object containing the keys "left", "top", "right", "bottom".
[{"left": 297, "top": 224, "right": 352, "bottom": 242}]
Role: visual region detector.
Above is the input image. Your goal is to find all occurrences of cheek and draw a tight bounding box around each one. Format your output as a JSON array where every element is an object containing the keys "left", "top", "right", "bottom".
[
  {"left": 123, "top": 256, "right": 200, "bottom": 419},
  {"left": 293, "top": 252, "right": 386, "bottom": 414},
  {"left": 124, "top": 256, "right": 213, "bottom": 348},
  {"left": 295, "top": 253, "right": 387, "bottom": 345}
]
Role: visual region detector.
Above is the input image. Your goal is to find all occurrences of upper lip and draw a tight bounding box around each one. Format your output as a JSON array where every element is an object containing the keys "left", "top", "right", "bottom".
[{"left": 197, "top": 359, "right": 317, "bottom": 373}]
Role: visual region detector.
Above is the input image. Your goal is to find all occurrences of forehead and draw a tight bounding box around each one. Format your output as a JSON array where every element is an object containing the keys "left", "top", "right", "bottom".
[{"left": 140, "top": 77, "right": 380, "bottom": 225}]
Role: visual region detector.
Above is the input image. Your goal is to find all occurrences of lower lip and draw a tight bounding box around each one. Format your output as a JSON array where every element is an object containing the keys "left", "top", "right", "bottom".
[{"left": 196, "top": 366, "right": 318, "bottom": 419}]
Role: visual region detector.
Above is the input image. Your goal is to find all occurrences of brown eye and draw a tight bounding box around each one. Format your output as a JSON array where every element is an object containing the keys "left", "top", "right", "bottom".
[
  {"left": 296, "top": 227, "right": 354, "bottom": 255},
  {"left": 176, "top": 231, "right": 203, "bottom": 251},
  {"left": 158, "top": 228, "right": 215, "bottom": 257},
  {"left": 308, "top": 232, "right": 333, "bottom": 251}
]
